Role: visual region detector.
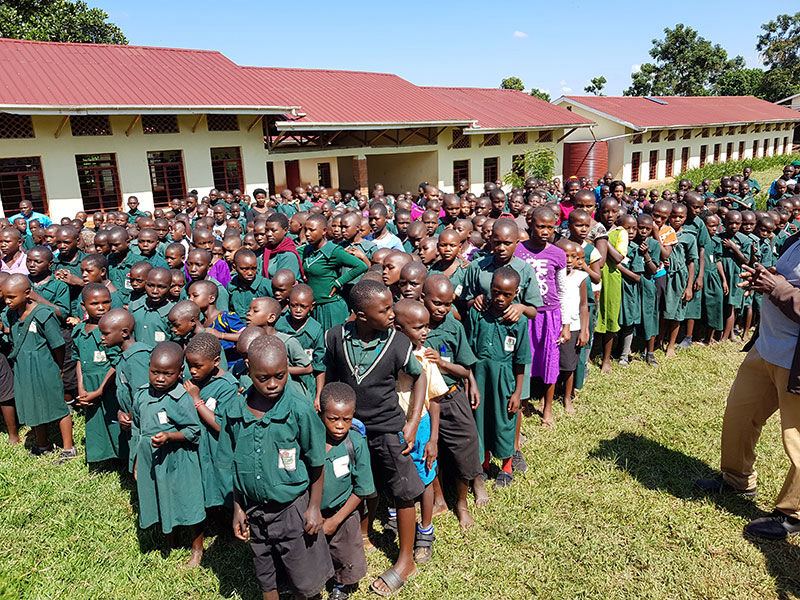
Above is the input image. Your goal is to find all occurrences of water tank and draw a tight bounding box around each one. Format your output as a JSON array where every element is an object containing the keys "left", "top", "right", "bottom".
[{"left": 563, "top": 141, "right": 608, "bottom": 182}]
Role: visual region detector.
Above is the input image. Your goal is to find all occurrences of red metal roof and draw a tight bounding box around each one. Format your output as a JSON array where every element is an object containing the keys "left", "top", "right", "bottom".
[
  {"left": 425, "top": 87, "right": 593, "bottom": 130},
  {"left": 0, "top": 38, "right": 296, "bottom": 111},
  {"left": 560, "top": 95, "right": 800, "bottom": 129}
]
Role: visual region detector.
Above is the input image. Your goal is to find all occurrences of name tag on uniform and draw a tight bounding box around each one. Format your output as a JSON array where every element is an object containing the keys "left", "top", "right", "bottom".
[
  {"left": 454, "top": 284, "right": 463, "bottom": 296},
  {"left": 93, "top": 350, "right": 107, "bottom": 363},
  {"left": 708, "top": 253, "right": 714, "bottom": 263},
  {"left": 504, "top": 336, "right": 516, "bottom": 352},
  {"left": 154, "top": 331, "right": 166, "bottom": 342},
  {"left": 205, "top": 397, "right": 217, "bottom": 411},
  {"left": 441, "top": 356, "right": 451, "bottom": 362},
  {"left": 119, "top": 373, "right": 127, "bottom": 384},
  {"left": 157, "top": 410, "right": 168, "bottom": 425},
  {"left": 124, "top": 279, "right": 133, "bottom": 290},
  {"left": 28, "top": 321, "right": 37, "bottom": 333},
  {"left": 332, "top": 455, "right": 350, "bottom": 478},
  {"left": 278, "top": 448, "right": 297, "bottom": 471},
  {"left": 304, "top": 348, "right": 313, "bottom": 360}
]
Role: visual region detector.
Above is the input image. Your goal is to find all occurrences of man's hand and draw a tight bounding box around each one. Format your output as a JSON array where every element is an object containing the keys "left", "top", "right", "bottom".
[{"left": 740, "top": 263, "right": 784, "bottom": 296}]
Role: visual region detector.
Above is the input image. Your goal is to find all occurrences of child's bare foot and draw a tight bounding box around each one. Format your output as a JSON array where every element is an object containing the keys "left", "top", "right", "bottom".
[
  {"left": 600, "top": 361, "right": 612, "bottom": 374},
  {"left": 564, "top": 399, "right": 576, "bottom": 415},
  {"left": 7, "top": 435, "right": 21, "bottom": 445},
  {"left": 186, "top": 547, "right": 203, "bottom": 567},
  {"left": 665, "top": 349, "right": 677, "bottom": 358},
  {"left": 456, "top": 501, "right": 475, "bottom": 530},
  {"left": 432, "top": 500, "right": 448, "bottom": 519},
  {"left": 533, "top": 400, "right": 544, "bottom": 415},
  {"left": 473, "top": 478, "right": 490, "bottom": 508},
  {"left": 541, "top": 418, "right": 554, "bottom": 428},
  {"left": 362, "top": 534, "right": 377, "bottom": 554}
]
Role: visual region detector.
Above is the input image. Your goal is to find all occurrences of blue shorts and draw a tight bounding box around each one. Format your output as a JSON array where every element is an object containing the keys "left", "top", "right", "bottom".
[{"left": 410, "top": 413, "right": 437, "bottom": 486}]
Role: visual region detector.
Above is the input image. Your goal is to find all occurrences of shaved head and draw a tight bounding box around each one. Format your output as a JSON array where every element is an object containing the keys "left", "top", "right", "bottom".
[
  {"left": 168, "top": 299, "right": 200, "bottom": 321},
  {"left": 247, "top": 335, "right": 289, "bottom": 370},
  {"left": 98, "top": 308, "right": 135, "bottom": 331}
]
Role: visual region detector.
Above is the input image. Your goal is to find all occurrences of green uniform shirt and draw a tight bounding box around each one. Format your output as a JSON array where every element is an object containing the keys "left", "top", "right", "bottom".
[
  {"left": 228, "top": 274, "right": 272, "bottom": 319},
  {"left": 30, "top": 275, "right": 70, "bottom": 324},
  {"left": 461, "top": 254, "right": 543, "bottom": 308},
  {"left": 265, "top": 250, "right": 303, "bottom": 281},
  {"left": 137, "top": 252, "right": 169, "bottom": 269},
  {"left": 127, "top": 208, "right": 147, "bottom": 224},
  {"left": 429, "top": 259, "right": 469, "bottom": 298},
  {"left": 52, "top": 250, "right": 86, "bottom": 318},
  {"left": 108, "top": 250, "right": 140, "bottom": 304},
  {"left": 275, "top": 313, "right": 325, "bottom": 398},
  {"left": 115, "top": 341, "right": 152, "bottom": 415},
  {"left": 423, "top": 311, "right": 477, "bottom": 388},
  {"left": 302, "top": 241, "right": 367, "bottom": 305},
  {"left": 220, "top": 385, "right": 326, "bottom": 506},
  {"left": 130, "top": 297, "right": 174, "bottom": 348},
  {"left": 321, "top": 431, "right": 375, "bottom": 511}
]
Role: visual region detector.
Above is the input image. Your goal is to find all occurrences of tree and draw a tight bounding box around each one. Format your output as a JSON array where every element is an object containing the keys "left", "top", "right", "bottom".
[
  {"left": 755, "top": 12, "right": 800, "bottom": 101},
  {"left": 624, "top": 24, "right": 744, "bottom": 96},
  {"left": 529, "top": 88, "right": 551, "bottom": 102},
  {"left": 503, "top": 146, "right": 557, "bottom": 188},
  {"left": 0, "top": 0, "right": 127, "bottom": 44},
  {"left": 714, "top": 68, "right": 764, "bottom": 96},
  {"left": 584, "top": 76, "right": 606, "bottom": 95},
  {"left": 500, "top": 77, "right": 525, "bottom": 91}
]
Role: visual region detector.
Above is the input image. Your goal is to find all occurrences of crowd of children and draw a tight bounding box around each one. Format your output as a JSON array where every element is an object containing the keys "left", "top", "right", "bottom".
[{"left": 1, "top": 159, "right": 799, "bottom": 599}]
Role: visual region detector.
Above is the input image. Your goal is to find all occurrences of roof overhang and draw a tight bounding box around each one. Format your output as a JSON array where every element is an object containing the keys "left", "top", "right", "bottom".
[
  {"left": 0, "top": 104, "right": 300, "bottom": 116},
  {"left": 461, "top": 123, "right": 593, "bottom": 134},
  {"left": 776, "top": 93, "right": 800, "bottom": 104},
  {"left": 553, "top": 97, "right": 641, "bottom": 130},
  {"left": 275, "top": 119, "right": 473, "bottom": 131}
]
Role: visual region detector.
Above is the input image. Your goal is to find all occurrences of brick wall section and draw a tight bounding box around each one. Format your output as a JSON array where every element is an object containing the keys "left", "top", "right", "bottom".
[{"left": 353, "top": 157, "right": 368, "bottom": 195}]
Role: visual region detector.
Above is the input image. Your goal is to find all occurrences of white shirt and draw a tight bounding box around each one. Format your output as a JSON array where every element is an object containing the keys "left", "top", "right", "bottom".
[{"left": 756, "top": 240, "right": 800, "bottom": 369}]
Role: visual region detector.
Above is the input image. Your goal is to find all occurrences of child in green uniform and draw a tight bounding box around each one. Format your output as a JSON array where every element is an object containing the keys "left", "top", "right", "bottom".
[
  {"left": 187, "top": 280, "right": 244, "bottom": 368},
  {"left": 99, "top": 308, "right": 150, "bottom": 472},
  {"left": 260, "top": 213, "right": 304, "bottom": 280},
  {"left": 269, "top": 268, "right": 296, "bottom": 308},
  {"left": 739, "top": 211, "right": 761, "bottom": 341},
  {"left": 130, "top": 267, "right": 174, "bottom": 348},
  {"left": 107, "top": 226, "right": 140, "bottom": 304},
  {"left": 663, "top": 204, "right": 698, "bottom": 358},
  {"left": 430, "top": 229, "right": 468, "bottom": 299},
  {"left": 164, "top": 242, "right": 186, "bottom": 272},
  {"left": 183, "top": 333, "right": 239, "bottom": 511},
  {"left": 80, "top": 253, "right": 124, "bottom": 309},
  {"left": 221, "top": 335, "right": 333, "bottom": 600},
  {"left": 631, "top": 215, "right": 661, "bottom": 357},
  {"left": 135, "top": 228, "right": 169, "bottom": 268},
  {"left": 678, "top": 192, "right": 711, "bottom": 349},
  {"left": 319, "top": 382, "right": 375, "bottom": 600},
  {"left": 131, "top": 341, "right": 205, "bottom": 565},
  {"left": 719, "top": 210, "right": 753, "bottom": 342},
  {"left": 616, "top": 215, "right": 642, "bottom": 365},
  {"left": 73, "top": 284, "right": 122, "bottom": 463},
  {"left": 126, "top": 261, "right": 152, "bottom": 307},
  {"left": 183, "top": 248, "right": 230, "bottom": 311},
  {"left": 466, "top": 266, "right": 531, "bottom": 488},
  {"left": 228, "top": 248, "right": 272, "bottom": 320},
  {"left": 52, "top": 225, "right": 87, "bottom": 319},
  {"left": 397, "top": 262, "right": 427, "bottom": 301},
  {"left": 700, "top": 214, "right": 727, "bottom": 342},
  {"left": 230, "top": 326, "right": 266, "bottom": 392},
  {"left": 275, "top": 284, "right": 326, "bottom": 408},
  {"left": 1, "top": 274, "right": 74, "bottom": 459},
  {"left": 27, "top": 246, "right": 70, "bottom": 323},
  {"left": 338, "top": 211, "right": 376, "bottom": 263}
]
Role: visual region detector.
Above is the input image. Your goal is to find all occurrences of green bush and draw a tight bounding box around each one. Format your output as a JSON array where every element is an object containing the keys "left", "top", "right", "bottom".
[{"left": 674, "top": 153, "right": 800, "bottom": 189}]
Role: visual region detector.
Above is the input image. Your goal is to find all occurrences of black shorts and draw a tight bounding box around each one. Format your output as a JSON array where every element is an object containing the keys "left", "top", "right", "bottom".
[
  {"left": 0, "top": 352, "right": 14, "bottom": 403},
  {"left": 324, "top": 507, "right": 367, "bottom": 586},
  {"left": 60, "top": 328, "right": 78, "bottom": 397},
  {"left": 367, "top": 432, "right": 425, "bottom": 503},
  {"left": 248, "top": 492, "right": 333, "bottom": 596},
  {"left": 654, "top": 275, "right": 667, "bottom": 313},
  {"left": 559, "top": 330, "right": 581, "bottom": 373},
  {"left": 436, "top": 386, "right": 482, "bottom": 481}
]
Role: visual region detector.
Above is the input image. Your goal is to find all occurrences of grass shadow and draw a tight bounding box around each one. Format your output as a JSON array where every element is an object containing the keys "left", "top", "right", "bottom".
[{"left": 591, "top": 431, "right": 800, "bottom": 600}]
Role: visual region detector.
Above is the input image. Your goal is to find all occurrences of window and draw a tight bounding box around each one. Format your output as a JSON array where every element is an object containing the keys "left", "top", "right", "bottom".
[
  {"left": 631, "top": 152, "right": 641, "bottom": 182},
  {"left": 632, "top": 134, "right": 643, "bottom": 144},
  {"left": 714, "top": 127, "right": 724, "bottom": 137},
  {"left": 512, "top": 155, "right": 525, "bottom": 179},
  {"left": 648, "top": 150, "right": 658, "bottom": 180},
  {"left": 682, "top": 128, "right": 692, "bottom": 140},
  {"left": 764, "top": 138, "right": 770, "bottom": 155},
  {"left": 753, "top": 140, "right": 759, "bottom": 157},
  {"left": 699, "top": 145, "right": 707, "bottom": 167},
  {"left": 665, "top": 148, "right": 674, "bottom": 177},
  {"left": 713, "top": 143, "right": 721, "bottom": 163},
  {"left": 451, "top": 130, "right": 471, "bottom": 149},
  {"left": 75, "top": 154, "right": 121, "bottom": 212},
  {"left": 754, "top": 124, "right": 762, "bottom": 133},
  {"left": 774, "top": 138, "right": 780, "bottom": 155},
  {"left": 538, "top": 130, "right": 553, "bottom": 143},
  {"left": 784, "top": 137, "right": 790, "bottom": 154},
  {"left": 483, "top": 133, "right": 500, "bottom": 146},
  {"left": 0, "top": 157, "right": 47, "bottom": 215},
  {"left": 210, "top": 147, "right": 244, "bottom": 192},
  {"left": 147, "top": 150, "right": 186, "bottom": 208},
  {"left": 666, "top": 130, "right": 676, "bottom": 142},
  {"left": 206, "top": 114, "right": 239, "bottom": 132},
  {"left": 739, "top": 125, "right": 748, "bottom": 135},
  {"left": 649, "top": 131, "right": 661, "bottom": 143},
  {"left": 727, "top": 126, "right": 736, "bottom": 136},
  {"left": 726, "top": 142, "right": 733, "bottom": 162},
  {"left": 512, "top": 132, "right": 528, "bottom": 145},
  {"left": 452, "top": 160, "right": 469, "bottom": 186},
  {"left": 701, "top": 128, "right": 710, "bottom": 138},
  {"left": 681, "top": 147, "right": 689, "bottom": 172},
  {"left": 317, "top": 162, "right": 332, "bottom": 188},
  {"left": 483, "top": 157, "right": 498, "bottom": 183},
  {"left": 141, "top": 114, "right": 179, "bottom": 134},
  {"left": 0, "top": 113, "right": 34, "bottom": 139},
  {"left": 738, "top": 141, "right": 745, "bottom": 160},
  {"left": 70, "top": 115, "right": 112, "bottom": 136}
]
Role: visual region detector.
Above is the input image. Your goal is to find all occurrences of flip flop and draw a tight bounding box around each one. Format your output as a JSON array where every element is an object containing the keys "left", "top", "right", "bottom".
[{"left": 370, "top": 567, "right": 407, "bottom": 597}]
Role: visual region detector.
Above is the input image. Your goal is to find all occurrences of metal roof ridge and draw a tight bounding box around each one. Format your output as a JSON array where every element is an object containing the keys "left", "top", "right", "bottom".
[{"left": 0, "top": 37, "right": 229, "bottom": 56}]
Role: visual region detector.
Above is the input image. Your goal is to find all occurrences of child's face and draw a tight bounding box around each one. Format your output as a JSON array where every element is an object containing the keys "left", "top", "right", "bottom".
[
  {"left": 422, "top": 287, "right": 453, "bottom": 323},
  {"left": 741, "top": 214, "right": 756, "bottom": 233},
  {"left": 395, "top": 213, "right": 411, "bottom": 235},
  {"left": 323, "top": 401, "right": 354, "bottom": 443},
  {"left": 83, "top": 290, "right": 111, "bottom": 320},
  {"left": 304, "top": 220, "right": 325, "bottom": 245},
  {"left": 99, "top": 321, "right": 125, "bottom": 348},
  {"left": 437, "top": 235, "right": 460, "bottom": 262},
  {"left": 359, "top": 290, "right": 394, "bottom": 332},
  {"left": 369, "top": 209, "right": 386, "bottom": 232},
  {"left": 186, "top": 254, "right": 210, "bottom": 281},
  {"left": 341, "top": 218, "right": 360, "bottom": 241},
  {"left": 128, "top": 267, "right": 150, "bottom": 291},
  {"left": 154, "top": 222, "right": 169, "bottom": 240},
  {"left": 265, "top": 222, "right": 288, "bottom": 248},
  {"left": 0, "top": 232, "right": 20, "bottom": 256},
  {"left": 2, "top": 283, "right": 27, "bottom": 311},
  {"left": 568, "top": 214, "right": 591, "bottom": 241},
  {"left": 145, "top": 273, "right": 170, "bottom": 303},
  {"left": 529, "top": 215, "right": 556, "bottom": 246},
  {"left": 724, "top": 214, "right": 742, "bottom": 233},
  {"left": 668, "top": 208, "right": 687, "bottom": 230},
  {"left": 188, "top": 286, "right": 213, "bottom": 311},
  {"left": 235, "top": 255, "right": 258, "bottom": 283},
  {"left": 164, "top": 247, "right": 184, "bottom": 269},
  {"left": 651, "top": 207, "right": 670, "bottom": 228},
  {"left": 598, "top": 204, "right": 620, "bottom": 228},
  {"left": 137, "top": 232, "right": 158, "bottom": 256},
  {"left": 399, "top": 273, "right": 426, "bottom": 300},
  {"left": 418, "top": 240, "right": 438, "bottom": 264},
  {"left": 395, "top": 312, "right": 429, "bottom": 348},
  {"left": 382, "top": 256, "right": 406, "bottom": 286},
  {"left": 620, "top": 217, "right": 638, "bottom": 239},
  {"left": 490, "top": 278, "right": 518, "bottom": 313},
  {"left": 270, "top": 279, "right": 293, "bottom": 304},
  {"left": 704, "top": 216, "right": 720, "bottom": 237},
  {"left": 170, "top": 276, "right": 185, "bottom": 300},
  {"left": 573, "top": 196, "right": 595, "bottom": 213},
  {"left": 249, "top": 355, "right": 288, "bottom": 401},
  {"left": 330, "top": 217, "right": 342, "bottom": 241},
  {"left": 246, "top": 301, "right": 276, "bottom": 327},
  {"left": 288, "top": 292, "right": 314, "bottom": 323},
  {"left": 756, "top": 222, "right": 775, "bottom": 240},
  {"left": 26, "top": 251, "right": 51, "bottom": 278},
  {"left": 94, "top": 237, "right": 110, "bottom": 254},
  {"left": 422, "top": 214, "right": 438, "bottom": 235},
  {"left": 243, "top": 234, "right": 258, "bottom": 251},
  {"left": 185, "top": 351, "right": 219, "bottom": 383},
  {"left": 169, "top": 315, "right": 195, "bottom": 338},
  {"left": 636, "top": 221, "right": 653, "bottom": 240},
  {"left": 149, "top": 355, "right": 181, "bottom": 393},
  {"left": 170, "top": 223, "right": 185, "bottom": 241},
  {"left": 80, "top": 261, "right": 103, "bottom": 284},
  {"left": 490, "top": 228, "right": 518, "bottom": 262}
]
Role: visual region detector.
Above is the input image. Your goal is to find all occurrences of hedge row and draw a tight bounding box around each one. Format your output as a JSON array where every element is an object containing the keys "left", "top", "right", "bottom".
[{"left": 674, "top": 153, "right": 800, "bottom": 189}]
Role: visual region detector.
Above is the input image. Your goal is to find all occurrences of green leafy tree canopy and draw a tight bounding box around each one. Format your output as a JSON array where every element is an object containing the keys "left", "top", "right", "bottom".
[
  {"left": 500, "top": 76, "right": 525, "bottom": 91},
  {"left": 756, "top": 12, "right": 800, "bottom": 101},
  {"left": 715, "top": 68, "right": 765, "bottom": 96},
  {"left": 0, "top": 0, "right": 127, "bottom": 44},
  {"left": 624, "top": 24, "right": 744, "bottom": 96},
  {"left": 503, "top": 146, "right": 557, "bottom": 188},
  {"left": 529, "top": 88, "right": 551, "bottom": 102},
  {"left": 584, "top": 76, "right": 606, "bottom": 95}
]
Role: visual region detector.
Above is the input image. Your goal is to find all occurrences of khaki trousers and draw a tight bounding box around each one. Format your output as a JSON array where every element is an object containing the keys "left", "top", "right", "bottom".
[{"left": 721, "top": 346, "right": 800, "bottom": 517}]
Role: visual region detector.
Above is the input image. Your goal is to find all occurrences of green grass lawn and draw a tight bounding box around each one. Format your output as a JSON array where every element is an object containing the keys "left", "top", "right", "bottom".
[{"left": 2, "top": 342, "right": 799, "bottom": 600}]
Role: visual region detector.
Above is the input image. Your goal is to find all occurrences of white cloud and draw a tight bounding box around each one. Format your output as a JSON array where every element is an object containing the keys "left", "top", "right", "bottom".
[
  {"left": 631, "top": 64, "right": 641, "bottom": 74},
  {"left": 512, "top": 30, "right": 528, "bottom": 39},
  {"left": 561, "top": 86, "right": 572, "bottom": 92},
  {"left": 559, "top": 80, "right": 568, "bottom": 86}
]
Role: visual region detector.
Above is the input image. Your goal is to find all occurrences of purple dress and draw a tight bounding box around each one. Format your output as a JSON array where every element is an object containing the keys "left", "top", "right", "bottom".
[{"left": 514, "top": 242, "right": 566, "bottom": 384}]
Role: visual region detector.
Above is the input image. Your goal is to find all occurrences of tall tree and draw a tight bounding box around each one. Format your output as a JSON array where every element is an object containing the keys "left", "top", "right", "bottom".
[
  {"left": 756, "top": 12, "right": 800, "bottom": 101},
  {"left": 500, "top": 77, "right": 525, "bottom": 91},
  {"left": 529, "top": 88, "right": 551, "bottom": 102},
  {"left": 584, "top": 76, "right": 606, "bottom": 95},
  {"left": 624, "top": 24, "right": 744, "bottom": 96},
  {"left": 0, "top": 0, "right": 127, "bottom": 44},
  {"left": 714, "top": 68, "right": 764, "bottom": 96}
]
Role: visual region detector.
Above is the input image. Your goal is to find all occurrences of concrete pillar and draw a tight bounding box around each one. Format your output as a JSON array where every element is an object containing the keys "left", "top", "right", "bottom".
[{"left": 353, "top": 155, "right": 368, "bottom": 196}]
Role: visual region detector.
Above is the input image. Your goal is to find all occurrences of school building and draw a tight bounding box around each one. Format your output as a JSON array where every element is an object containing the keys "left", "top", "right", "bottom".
[
  {"left": 553, "top": 95, "right": 800, "bottom": 185},
  {"left": 0, "top": 38, "right": 592, "bottom": 220}
]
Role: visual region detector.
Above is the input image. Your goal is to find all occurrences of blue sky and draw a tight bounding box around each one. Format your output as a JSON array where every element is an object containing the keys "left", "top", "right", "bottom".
[{"left": 102, "top": 0, "right": 789, "bottom": 96}]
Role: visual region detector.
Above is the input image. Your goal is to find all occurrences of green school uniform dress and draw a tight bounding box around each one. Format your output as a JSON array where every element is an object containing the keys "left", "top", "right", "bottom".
[
  {"left": 720, "top": 232, "right": 753, "bottom": 310},
  {"left": 682, "top": 216, "right": 712, "bottom": 320},
  {"left": 138, "top": 252, "right": 169, "bottom": 269},
  {"left": 637, "top": 238, "right": 661, "bottom": 340},
  {"left": 264, "top": 250, "right": 303, "bottom": 281},
  {"left": 108, "top": 250, "right": 139, "bottom": 304},
  {"left": 274, "top": 331, "right": 314, "bottom": 400},
  {"left": 2, "top": 304, "right": 67, "bottom": 427},
  {"left": 228, "top": 274, "right": 272, "bottom": 320},
  {"left": 52, "top": 250, "right": 86, "bottom": 318},
  {"left": 31, "top": 276, "right": 70, "bottom": 324},
  {"left": 276, "top": 200, "right": 313, "bottom": 219},
  {"left": 619, "top": 245, "right": 643, "bottom": 328},
  {"left": 219, "top": 385, "right": 326, "bottom": 506},
  {"left": 131, "top": 383, "right": 205, "bottom": 534},
  {"left": 753, "top": 237, "right": 777, "bottom": 312},
  {"left": 321, "top": 431, "right": 375, "bottom": 512},
  {"left": 424, "top": 311, "right": 477, "bottom": 389},
  {"left": 301, "top": 241, "right": 367, "bottom": 331},
  {"left": 130, "top": 297, "right": 174, "bottom": 348},
  {"left": 73, "top": 323, "right": 122, "bottom": 462},
  {"left": 429, "top": 259, "right": 469, "bottom": 299},
  {"left": 194, "top": 371, "right": 240, "bottom": 509},
  {"left": 702, "top": 237, "right": 725, "bottom": 332},
  {"left": 745, "top": 177, "right": 761, "bottom": 194},
  {"left": 466, "top": 308, "right": 531, "bottom": 460},
  {"left": 461, "top": 255, "right": 543, "bottom": 308},
  {"left": 768, "top": 193, "right": 794, "bottom": 210},
  {"left": 741, "top": 233, "right": 761, "bottom": 309},
  {"left": 338, "top": 238, "right": 377, "bottom": 260},
  {"left": 115, "top": 341, "right": 152, "bottom": 472},
  {"left": 596, "top": 228, "right": 628, "bottom": 334},
  {"left": 275, "top": 313, "right": 325, "bottom": 399},
  {"left": 663, "top": 230, "right": 698, "bottom": 322}
]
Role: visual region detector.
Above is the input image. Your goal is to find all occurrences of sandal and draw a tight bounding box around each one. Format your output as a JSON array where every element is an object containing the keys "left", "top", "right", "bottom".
[
  {"left": 370, "top": 567, "right": 407, "bottom": 597},
  {"left": 383, "top": 513, "right": 398, "bottom": 537},
  {"left": 413, "top": 529, "right": 435, "bottom": 564}
]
